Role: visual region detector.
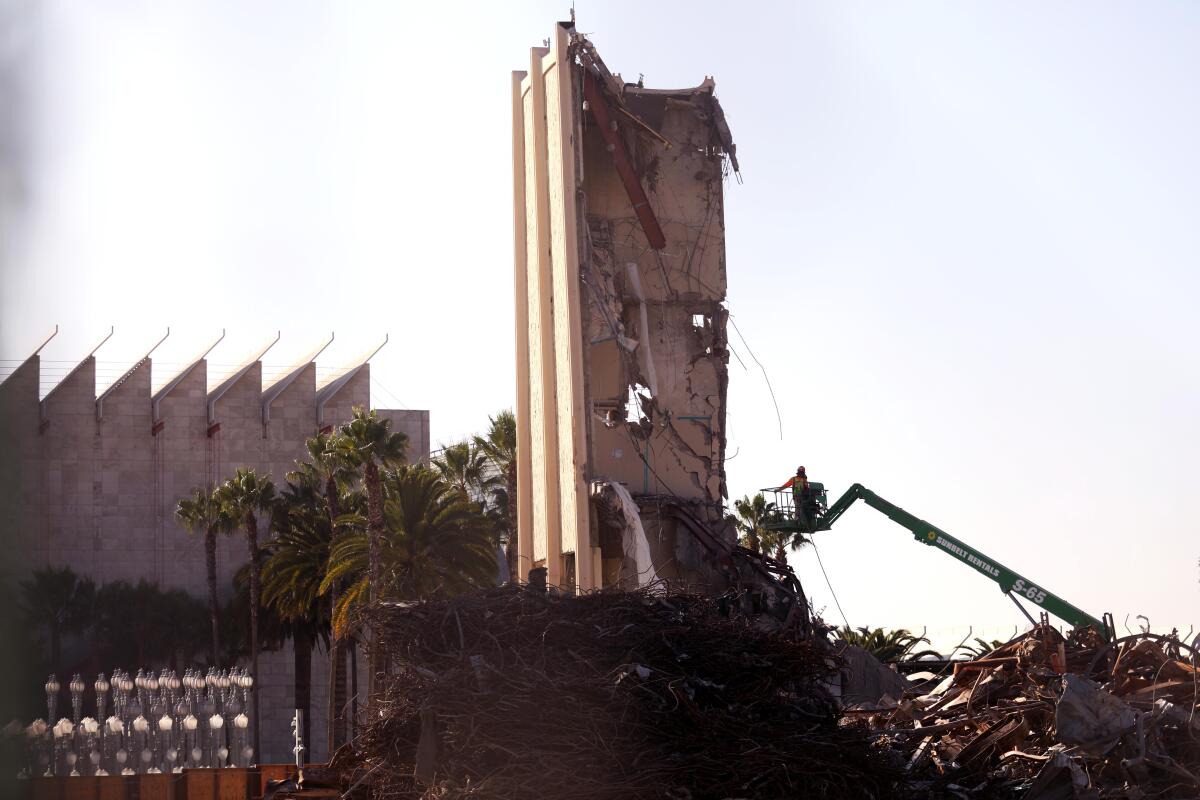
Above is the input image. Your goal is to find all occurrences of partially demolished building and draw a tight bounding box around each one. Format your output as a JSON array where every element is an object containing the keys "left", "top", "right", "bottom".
[{"left": 511, "top": 23, "right": 751, "bottom": 594}]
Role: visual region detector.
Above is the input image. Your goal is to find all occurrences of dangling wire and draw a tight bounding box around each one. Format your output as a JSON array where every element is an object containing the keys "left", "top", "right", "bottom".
[
  {"left": 811, "top": 539, "right": 850, "bottom": 630},
  {"left": 728, "top": 315, "right": 783, "bottom": 439}
]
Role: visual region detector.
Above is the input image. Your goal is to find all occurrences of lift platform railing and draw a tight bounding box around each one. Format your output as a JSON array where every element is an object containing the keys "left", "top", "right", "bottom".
[{"left": 761, "top": 482, "right": 827, "bottom": 532}]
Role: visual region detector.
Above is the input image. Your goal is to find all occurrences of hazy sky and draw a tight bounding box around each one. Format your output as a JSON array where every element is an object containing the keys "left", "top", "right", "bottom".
[{"left": 2, "top": 1, "right": 1197, "bottom": 647}]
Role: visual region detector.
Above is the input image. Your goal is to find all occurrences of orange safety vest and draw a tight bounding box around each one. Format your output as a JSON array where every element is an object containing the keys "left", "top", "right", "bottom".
[{"left": 782, "top": 475, "right": 808, "bottom": 493}]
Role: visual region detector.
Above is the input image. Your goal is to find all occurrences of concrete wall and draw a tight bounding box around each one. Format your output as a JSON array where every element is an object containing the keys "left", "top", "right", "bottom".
[
  {"left": 317, "top": 366, "right": 369, "bottom": 432},
  {"left": 95, "top": 360, "right": 156, "bottom": 585},
  {"left": 0, "top": 350, "right": 427, "bottom": 763},
  {"left": 0, "top": 356, "right": 43, "bottom": 574},
  {"left": 156, "top": 361, "right": 213, "bottom": 597},
  {"left": 512, "top": 25, "right": 737, "bottom": 590},
  {"left": 264, "top": 364, "right": 318, "bottom": 485},
  {"left": 41, "top": 357, "right": 101, "bottom": 576},
  {"left": 376, "top": 408, "right": 431, "bottom": 464}
]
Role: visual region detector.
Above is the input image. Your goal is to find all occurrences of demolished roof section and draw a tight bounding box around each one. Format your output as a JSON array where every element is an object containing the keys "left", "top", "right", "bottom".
[{"left": 512, "top": 22, "right": 740, "bottom": 592}]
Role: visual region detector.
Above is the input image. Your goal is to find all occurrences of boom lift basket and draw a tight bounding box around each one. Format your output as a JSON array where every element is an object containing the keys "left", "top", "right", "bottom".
[{"left": 762, "top": 482, "right": 827, "bottom": 534}]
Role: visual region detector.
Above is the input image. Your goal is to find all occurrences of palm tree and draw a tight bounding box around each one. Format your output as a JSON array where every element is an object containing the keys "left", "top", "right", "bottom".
[
  {"left": 294, "top": 432, "right": 358, "bottom": 753},
  {"left": 338, "top": 410, "right": 407, "bottom": 599},
  {"left": 474, "top": 410, "right": 517, "bottom": 578},
  {"left": 835, "top": 626, "right": 941, "bottom": 663},
  {"left": 321, "top": 465, "right": 496, "bottom": 635},
  {"left": 432, "top": 440, "right": 495, "bottom": 502},
  {"left": 959, "top": 637, "right": 1008, "bottom": 660},
  {"left": 729, "top": 493, "right": 776, "bottom": 556},
  {"left": 337, "top": 408, "right": 408, "bottom": 697},
  {"left": 262, "top": 497, "right": 334, "bottom": 753},
  {"left": 216, "top": 467, "right": 277, "bottom": 759},
  {"left": 730, "top": 492, "right": 809, "bottom": 562},
  {"left": 301, "top": 431, "right": 358, "bottom": 525},
  {"left": 381, "top": 465, "right": 497, "bottom": 598},
  {"left": 176, "top": 486, "right": 235, "bottom": 666},
  {"left": 18, "top": 567, "right": 95, "bottom": 673}
]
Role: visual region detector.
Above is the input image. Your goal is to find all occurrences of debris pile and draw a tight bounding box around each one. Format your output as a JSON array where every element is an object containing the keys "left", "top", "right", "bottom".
[
  {"left": 857, "top": 626, "right": 1200, "bottom": 798},
  {"left": 343, "top": 586, "right": 900, "bottom": 799}
]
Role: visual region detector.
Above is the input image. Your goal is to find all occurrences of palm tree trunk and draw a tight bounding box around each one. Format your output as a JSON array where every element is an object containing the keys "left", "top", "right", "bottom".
[
  {"left": 294, "top": 625, "right": 313, "bottom": 757},
  {"left": 326, "top": 590, "right": 347, "bottom": 754},
  {"left": 325, "top": 476, "right": 340, "bottom": 521},
  {"left": 366, "top": 462, "right": 383, "bottom": 594},
  {"left": 324, "top": 475, "right": 347, "bottom": 754},
  {"left": 245, "top": 512, "right": 262, "bottom": 761},
  {"left": 205, "top": 527, "right": 221, "bottom": 667},
  {"left": 365, "top": 460, "right": 383, "bottom": 701}
]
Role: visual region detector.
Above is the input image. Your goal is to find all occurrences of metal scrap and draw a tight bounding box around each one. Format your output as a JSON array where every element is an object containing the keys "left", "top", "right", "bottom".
[{"left": 860, "top": 625, "right": 1200, "bottom": 798}]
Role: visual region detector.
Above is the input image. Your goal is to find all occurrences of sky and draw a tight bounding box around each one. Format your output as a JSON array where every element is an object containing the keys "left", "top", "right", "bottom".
[{"left": 1, "top": 1, "right": 1197, "bottom": 649}]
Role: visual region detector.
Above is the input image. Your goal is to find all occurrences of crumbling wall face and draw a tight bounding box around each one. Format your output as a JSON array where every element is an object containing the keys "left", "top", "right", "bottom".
[
  {"left": 578, "top": 80, "right": 736, "bottom": 589},
  {"left": 581, "top": 86, "right": 731, "bottom": 511},
  {"left": 513, "top": 25, "right": 738, "bottom": 590}
]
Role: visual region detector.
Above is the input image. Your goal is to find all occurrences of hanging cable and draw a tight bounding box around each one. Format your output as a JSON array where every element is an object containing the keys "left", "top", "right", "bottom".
[
  {"left": 727, "top": 315, "right": 783, "bottom": 439},
  {"left": 811, "top": 539, "right": 850, "bottom": 630}
]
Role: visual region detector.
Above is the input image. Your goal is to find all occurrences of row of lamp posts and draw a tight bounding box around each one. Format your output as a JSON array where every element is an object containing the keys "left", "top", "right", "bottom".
[{"left": 26, "top": 668, "right": 254, "bottom": 777}]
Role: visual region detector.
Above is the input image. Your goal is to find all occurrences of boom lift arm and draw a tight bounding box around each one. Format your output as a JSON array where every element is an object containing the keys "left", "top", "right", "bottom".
[{"left": 771, "top": 482, "right": 1106, "bottom": 633}]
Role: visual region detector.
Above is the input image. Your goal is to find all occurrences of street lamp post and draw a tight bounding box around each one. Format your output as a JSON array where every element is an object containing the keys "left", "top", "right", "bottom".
[{"left": 44, "top": 675, "right": 60, "bottom": 724}]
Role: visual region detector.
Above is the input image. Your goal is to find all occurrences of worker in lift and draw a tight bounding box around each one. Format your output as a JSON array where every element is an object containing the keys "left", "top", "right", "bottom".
[{"left": 780, "top": 466, "right": 811, "bottom": 529}]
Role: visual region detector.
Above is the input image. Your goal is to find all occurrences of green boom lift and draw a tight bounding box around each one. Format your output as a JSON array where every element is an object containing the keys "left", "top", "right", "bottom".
[{"left": 763, "top": 480, "right": 1113, "bottom": 639}]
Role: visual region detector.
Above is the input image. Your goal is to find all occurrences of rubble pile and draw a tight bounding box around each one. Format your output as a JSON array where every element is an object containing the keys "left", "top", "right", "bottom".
[
  {"left": 858, "top": 626, "right": 1199, "bottom": 798},
  {"left": 343, "top": 586, "right": 900, "bottom": 799}
]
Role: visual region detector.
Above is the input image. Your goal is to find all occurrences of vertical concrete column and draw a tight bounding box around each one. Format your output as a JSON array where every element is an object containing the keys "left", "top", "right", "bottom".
[
  {"left": 511, "top": 69, "right": 535, "bottom": 581},
  {"left": 545, "top": 26, "right": 594, "bottom": 591},
  {"left": 525, "top": 46, "right": 564, "bottom": 586}
]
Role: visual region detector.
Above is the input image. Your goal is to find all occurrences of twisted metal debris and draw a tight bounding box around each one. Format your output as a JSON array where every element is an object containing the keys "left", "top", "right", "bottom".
[
  {"left": 338, "top": 585, "right": 899, "bottom": 799},
  {"left": 855, "top": 625, "right": 1199, "bottom": 798}
]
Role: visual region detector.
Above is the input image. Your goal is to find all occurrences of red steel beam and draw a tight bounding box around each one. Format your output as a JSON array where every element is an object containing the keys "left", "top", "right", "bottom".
[{"left": 583, "top": 71, "right": 667, "bottom": 250}]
